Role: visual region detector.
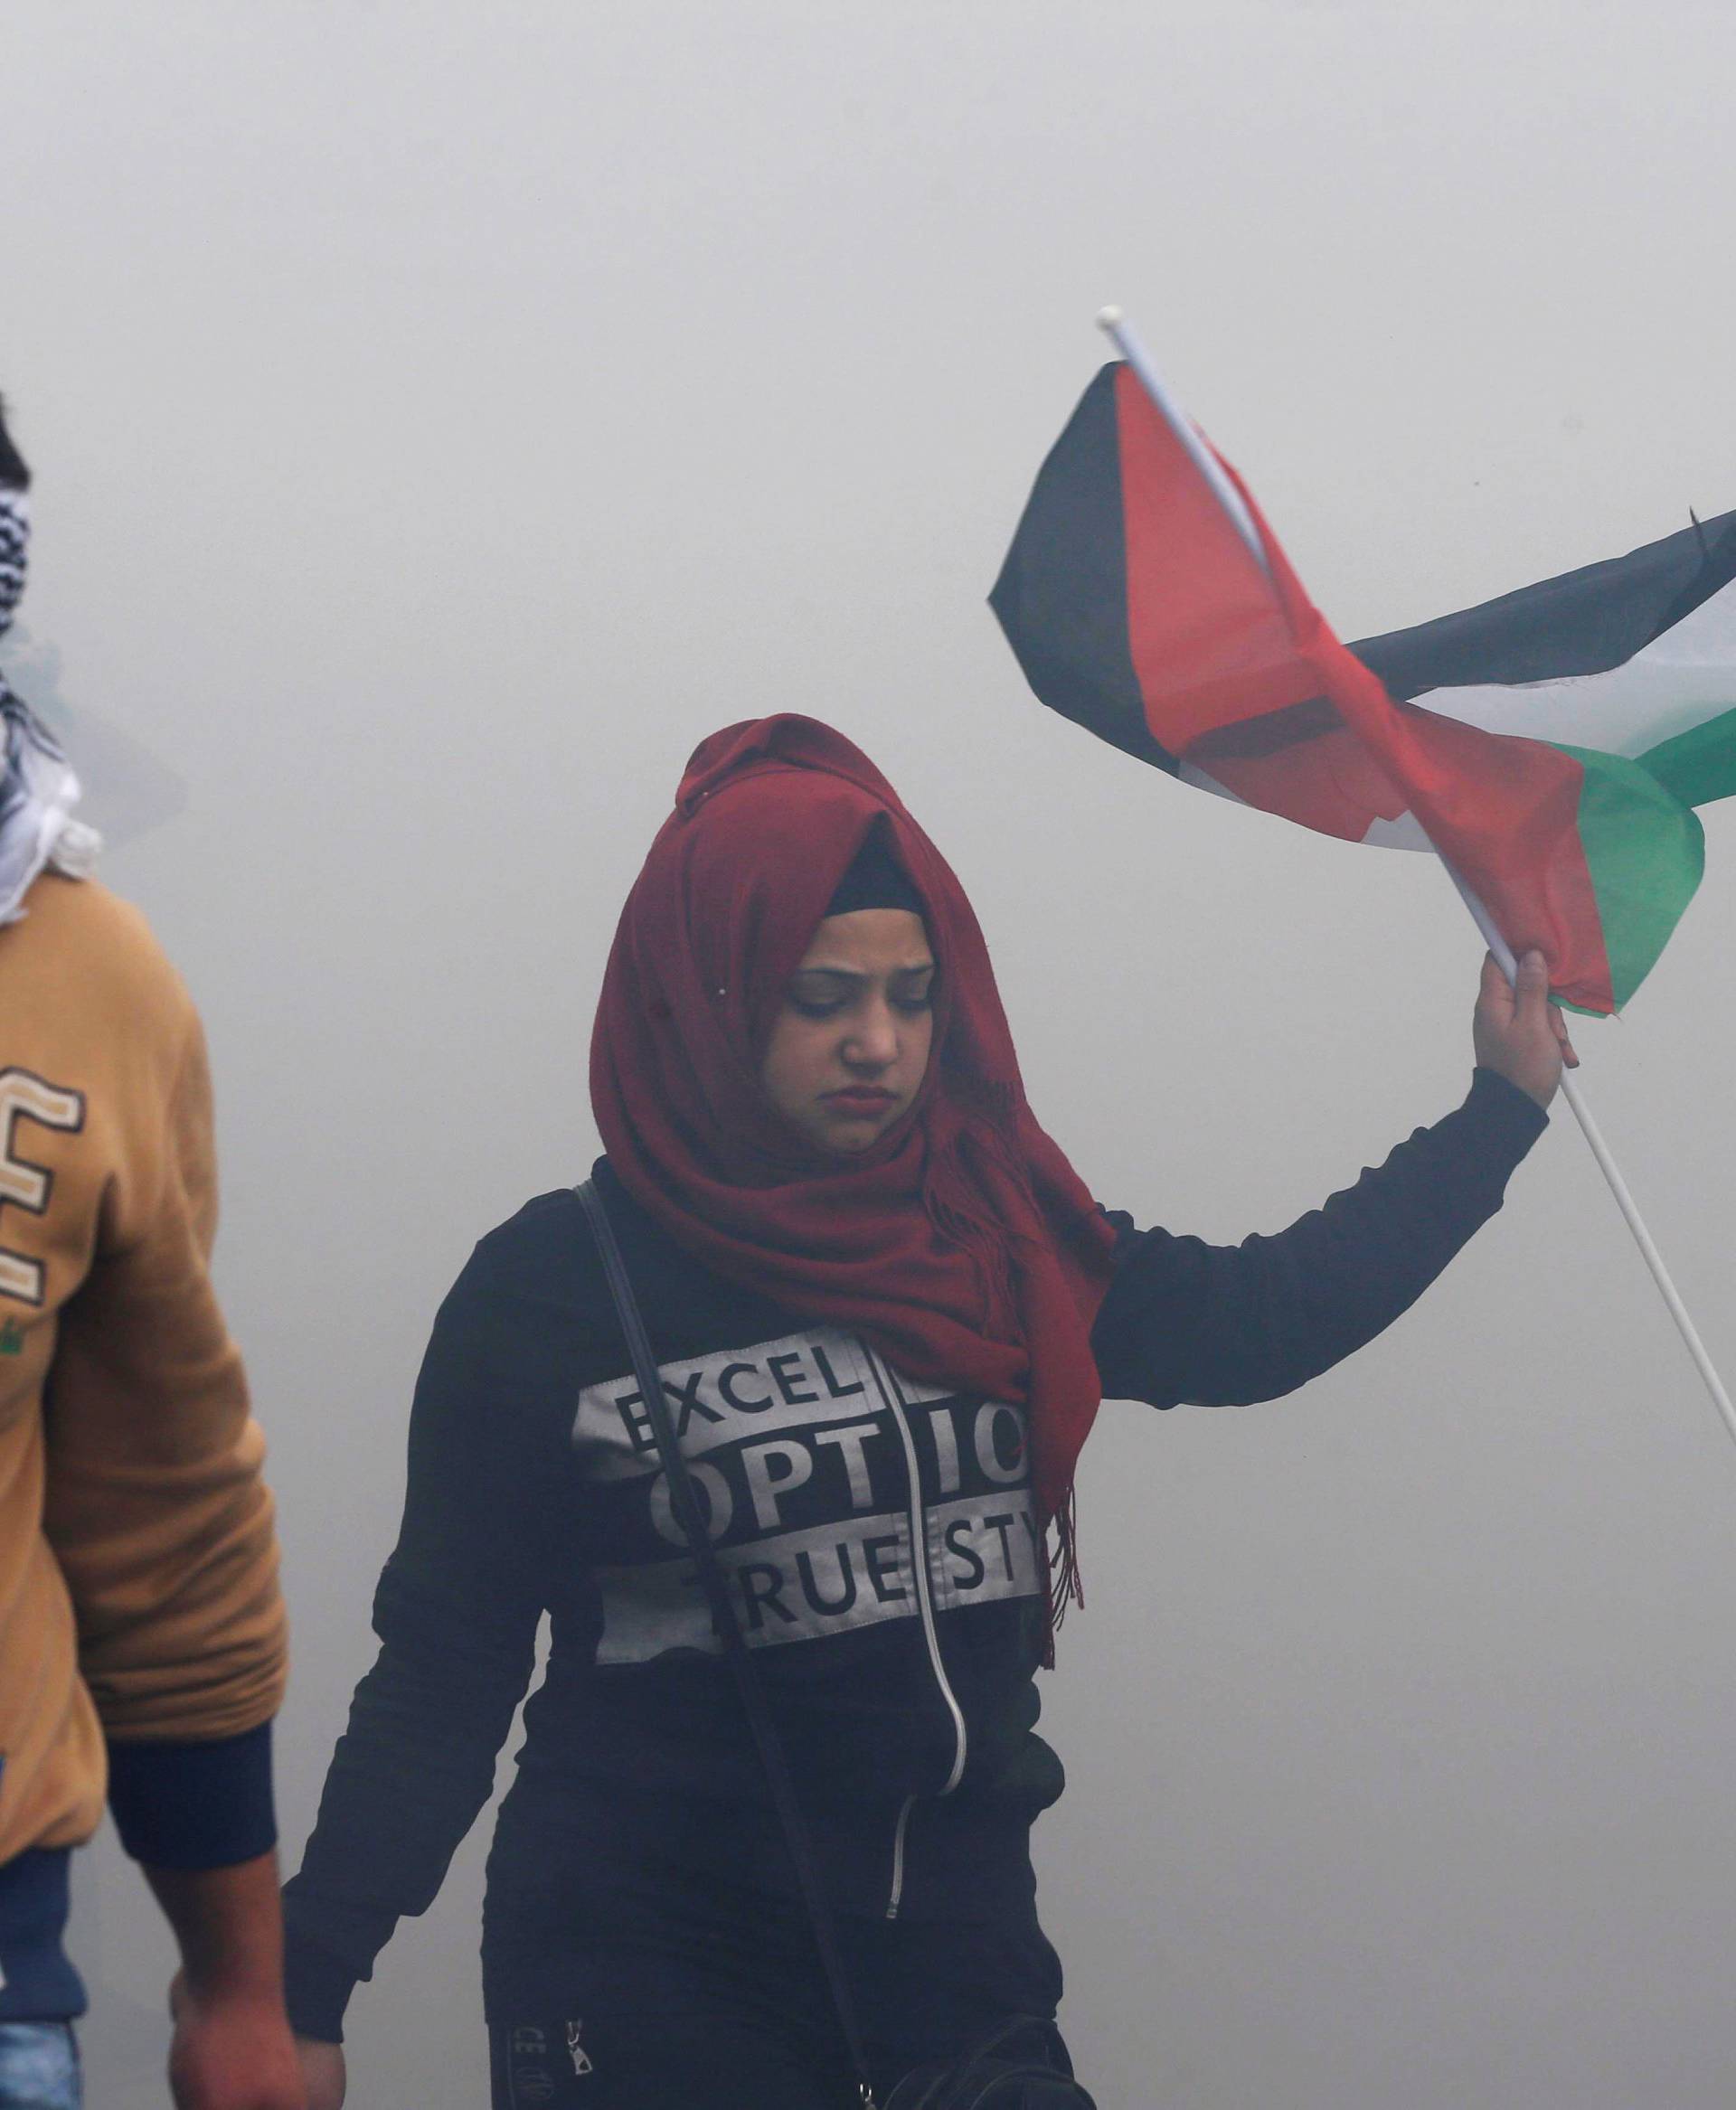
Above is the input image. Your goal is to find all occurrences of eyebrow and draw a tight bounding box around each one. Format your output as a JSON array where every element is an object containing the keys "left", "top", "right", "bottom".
[{"left": 789, "top": 962, "right": 937, "bottom": 984}]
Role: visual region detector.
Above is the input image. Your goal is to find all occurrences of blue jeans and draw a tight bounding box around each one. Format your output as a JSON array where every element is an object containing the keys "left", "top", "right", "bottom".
[{"left": 0, "top": 2024, "right": 80, "bottom": 2110}]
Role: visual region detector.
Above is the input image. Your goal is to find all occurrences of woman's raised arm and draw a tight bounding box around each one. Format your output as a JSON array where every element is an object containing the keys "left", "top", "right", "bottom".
[{"left": 1093, "top": 1060, "right": 1554, "bottom": 1420}]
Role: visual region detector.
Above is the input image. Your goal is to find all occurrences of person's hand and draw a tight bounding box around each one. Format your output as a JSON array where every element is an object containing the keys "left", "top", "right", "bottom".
[
  {"left": 1472, "top": 948, "right": 1578, "bottom": 1108},
  {"left": 297, "top": 2037, "right": 346, "bottom": 2110},
  {"left": 167, "top": 1971, "right": 307, "bottom": 2110}
]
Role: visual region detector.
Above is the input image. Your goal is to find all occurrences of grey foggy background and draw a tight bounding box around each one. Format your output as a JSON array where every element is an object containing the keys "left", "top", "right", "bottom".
[{"left": 8, "top": 3, "right": 1736, "bottom": 2103}]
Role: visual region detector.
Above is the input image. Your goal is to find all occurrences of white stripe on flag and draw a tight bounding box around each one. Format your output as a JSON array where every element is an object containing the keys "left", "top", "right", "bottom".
[
  {"left": 1409, "top": 579, "right": 1736, "bottom": 760},
  {"left": 1178, "top": 757, "right": 1435, "bottom": 850}
]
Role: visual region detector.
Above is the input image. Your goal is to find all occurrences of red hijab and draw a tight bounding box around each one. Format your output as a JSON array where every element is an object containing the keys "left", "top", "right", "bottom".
[{"left": 590, "top": 714, "right": 1118, "bottom": 1626}]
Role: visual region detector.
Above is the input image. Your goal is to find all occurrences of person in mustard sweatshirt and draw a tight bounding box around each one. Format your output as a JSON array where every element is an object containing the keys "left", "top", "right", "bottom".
[{"left": 0, "top": 397, "right": 302, "bottom": 2110}]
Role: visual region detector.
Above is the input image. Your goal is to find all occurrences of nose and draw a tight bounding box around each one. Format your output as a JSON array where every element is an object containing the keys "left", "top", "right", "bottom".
[{"left": 843, "top": 999, "right": 900, "bottom": 1069}]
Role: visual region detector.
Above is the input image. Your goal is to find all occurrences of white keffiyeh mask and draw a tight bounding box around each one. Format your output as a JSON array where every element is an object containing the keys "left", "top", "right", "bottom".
[{"left": 0, "top": 489, "right": 99, "bottom": 924}]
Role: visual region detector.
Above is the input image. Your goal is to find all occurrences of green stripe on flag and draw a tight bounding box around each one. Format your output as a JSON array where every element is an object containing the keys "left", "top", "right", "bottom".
[
  {"left": 1636, "top": 702, "right": 1736, "bottom": 810},
  {"left": 1557, "top": 743, "right": 1705, "bottom": 1011}
]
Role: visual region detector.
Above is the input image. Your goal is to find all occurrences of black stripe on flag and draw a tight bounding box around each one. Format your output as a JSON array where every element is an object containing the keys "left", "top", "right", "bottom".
[{"left": 1351, "top": 508, "right": 1736, "bottom": 701}]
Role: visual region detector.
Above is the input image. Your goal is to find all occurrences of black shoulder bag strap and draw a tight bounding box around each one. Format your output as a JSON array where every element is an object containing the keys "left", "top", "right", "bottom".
[{"left": 576, "top": 1179, "right": 881, "bottom": 2110}]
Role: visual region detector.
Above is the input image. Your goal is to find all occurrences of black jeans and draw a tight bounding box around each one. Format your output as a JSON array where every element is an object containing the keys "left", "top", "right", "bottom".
[{"left": 485, "top": 1863, "right": 1065, "bottom": 2109}]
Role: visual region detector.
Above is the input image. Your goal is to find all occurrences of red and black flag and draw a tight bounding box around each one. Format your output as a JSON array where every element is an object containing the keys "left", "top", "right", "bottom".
[{"left": 992, "top": 362, "right": 1736, "bottom": 1013}]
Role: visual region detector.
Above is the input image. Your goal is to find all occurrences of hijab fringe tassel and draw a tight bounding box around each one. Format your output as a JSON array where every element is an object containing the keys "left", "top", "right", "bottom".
[{"left": 1040, "top": 1494, "right": 1084, "bottom": 1671}]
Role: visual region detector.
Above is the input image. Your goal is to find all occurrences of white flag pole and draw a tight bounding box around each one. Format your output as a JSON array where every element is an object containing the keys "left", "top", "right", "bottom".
[{"left": 1095, "top": 305, "right": 1736, "bottom": 1449}]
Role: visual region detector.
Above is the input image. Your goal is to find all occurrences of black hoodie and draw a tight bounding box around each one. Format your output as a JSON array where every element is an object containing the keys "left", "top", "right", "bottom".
[{"left": 281, "top": 1069, "right": 1544, "bottom": 2041}]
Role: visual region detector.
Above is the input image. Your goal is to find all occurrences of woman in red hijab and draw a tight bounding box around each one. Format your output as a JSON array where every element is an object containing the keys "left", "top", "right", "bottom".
[
  {"left": 591, "top": 712, "right": 1122, "bottom": 1621},
  {"left": 286, "top": 714, "right": 1566, "bottom": 2109}
]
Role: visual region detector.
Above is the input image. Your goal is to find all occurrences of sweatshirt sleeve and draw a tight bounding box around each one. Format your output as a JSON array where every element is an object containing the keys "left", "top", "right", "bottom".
[
  {"left": 42, "top": 1004, "right": 287, "bottom": 1869},
  {"left": 281, "top": 1247, "right": 553, "bottom": 2044},
  {"left": 1091, "top": 1068, "right": 1548, "bottom": 1410}
]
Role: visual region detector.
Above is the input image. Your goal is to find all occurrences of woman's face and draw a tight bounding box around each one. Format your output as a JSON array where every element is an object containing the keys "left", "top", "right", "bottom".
[{"left": 760, "top": 909, "right": 936, "bottom": 1156}]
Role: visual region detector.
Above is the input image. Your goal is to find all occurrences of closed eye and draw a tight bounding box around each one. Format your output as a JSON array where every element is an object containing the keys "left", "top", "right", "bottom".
[
  {"left": 785, "top": 966, "right": 937, "bottom": 1019},
  {"left": 788, "top": 972, "right": 855, "bottom": 1019}
]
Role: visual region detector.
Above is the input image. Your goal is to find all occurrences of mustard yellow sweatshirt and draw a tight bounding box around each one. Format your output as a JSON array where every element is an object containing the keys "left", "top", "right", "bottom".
[{"left": 0, "top": 871, "right": 286, "bottom": 2011}]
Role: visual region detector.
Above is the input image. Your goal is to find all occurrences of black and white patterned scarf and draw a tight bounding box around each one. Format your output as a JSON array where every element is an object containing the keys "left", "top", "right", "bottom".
[{"left": 0, "top": 489, "right": 98, "bottom": 923}]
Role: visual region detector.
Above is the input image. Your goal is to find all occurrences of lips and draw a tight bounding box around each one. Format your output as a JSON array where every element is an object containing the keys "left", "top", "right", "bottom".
[{"left": 826, "top": 1088, "right": 897, "bottom": 1115}]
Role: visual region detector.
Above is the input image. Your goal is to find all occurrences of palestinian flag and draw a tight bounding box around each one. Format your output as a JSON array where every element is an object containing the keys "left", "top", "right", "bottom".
[{"left": 991, "top": 362, "right": 1736, "bottom": 1013}]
